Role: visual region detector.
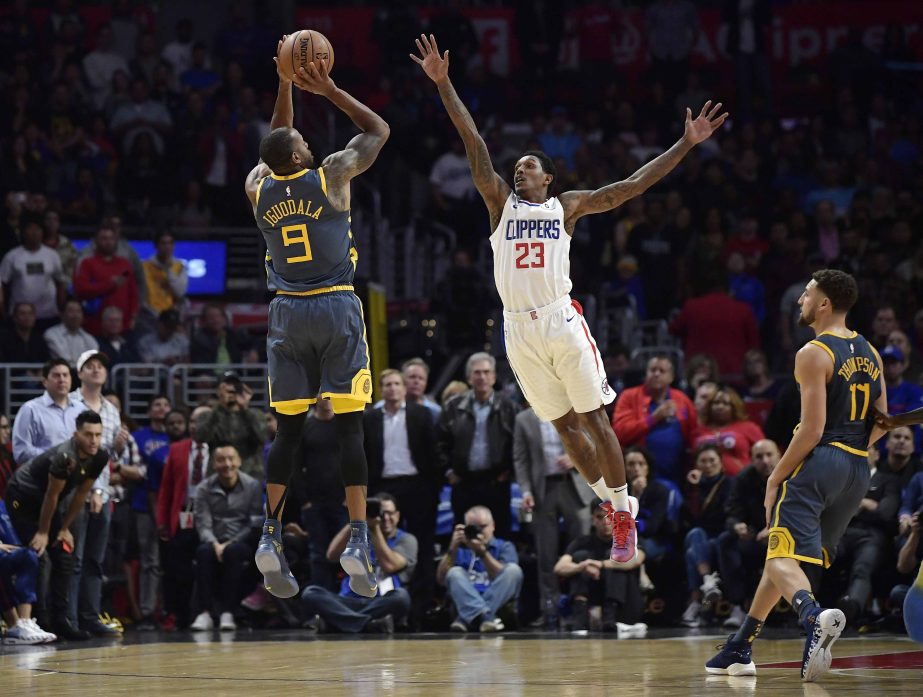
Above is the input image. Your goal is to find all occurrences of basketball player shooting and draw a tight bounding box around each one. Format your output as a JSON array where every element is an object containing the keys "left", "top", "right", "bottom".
[
  {"left": 411, "top": 34, "right": 726, "bottom": 563},
  {"left": 245, "top": 36, "right": 389, "bottom": 599}
]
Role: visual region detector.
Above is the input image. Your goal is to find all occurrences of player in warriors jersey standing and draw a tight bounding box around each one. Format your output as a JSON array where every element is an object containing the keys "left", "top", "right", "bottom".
[
  {"left": 412, "top": 34, "right": 726, "bottom": 562},
  {"left": 245, "top": 39, "right": 389, "bottom": 599}
]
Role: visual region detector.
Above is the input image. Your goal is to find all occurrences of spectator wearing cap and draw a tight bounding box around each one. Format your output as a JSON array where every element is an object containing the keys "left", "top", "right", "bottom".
[
  {"left": 44, "top": 298, "right": 99, "bottom": 368},
  {"left": 96, "top": 306, "right": 141, "bottom": 368},
  {"left": 141, "top": 230, "right": 187, "bottom": 322},
  {"left": 12, "top": 359, "right": 83, "bottom": 466},
  {"left": 197, "top": 373, "right": 266, "bottom": 481},
  {"left": 881, "top": 345, "right": 923, "bottom": 452},
  {"left": 66, "top": 350, "right": 124, "bottom": 636},
  {"left": 139, "top": 309, "right": 189, "bottom": 365}
]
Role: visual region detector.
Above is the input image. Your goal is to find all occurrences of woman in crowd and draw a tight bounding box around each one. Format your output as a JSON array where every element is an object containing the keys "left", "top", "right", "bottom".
[
  {"left": 692, "top": 386, "right": 764, "bottom": 476},
  {"left": 680, "top": 444, "right": 732, "bottom": 628}
]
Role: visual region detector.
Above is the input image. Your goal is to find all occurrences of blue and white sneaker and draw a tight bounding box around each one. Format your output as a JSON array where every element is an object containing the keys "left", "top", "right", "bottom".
[
  {"left": 705, "top": 635, "right": 756, "bottom": 676},
  {"left": 254, "top": 518, "right": 299, "bottom": 598},
  {"left": 339, "top": 530, "right": 378, "bottom": 599},
  {"left": 801, "top": 608, "right": 845, "bottom": 682}
]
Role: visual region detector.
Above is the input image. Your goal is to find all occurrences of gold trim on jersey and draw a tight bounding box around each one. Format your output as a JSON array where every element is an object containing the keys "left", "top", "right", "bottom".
[
  {"left": 766, "top": 526, "right": 826, "bottom": 567},
  {"left": 318, "top": 166, "right": 327, "bottom": 196},
  {"left": 255, "top": 177, "right": 267, "bottom": 205},
  {"left": 808, "top": 339, "right": 836, "bottom": 366},
  {"left": 275, "top": 284, "right": 354, "bottom": 297},
  {"left": 818, "top": 330, "right": 858, "bottom": 339},
  {"left": 270, "top": 168, "right": 309, "bottom": 181},
  {"left": 829, "top": 441, "right": 868, "bottom": 457}
]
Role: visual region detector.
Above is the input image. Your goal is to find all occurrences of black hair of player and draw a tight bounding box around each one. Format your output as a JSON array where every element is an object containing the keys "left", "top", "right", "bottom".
[
  {"left": 260, "top": 128, "right": 298, "bottom": 174},
  {"left": 522, "top": 150, "right": 556, "bottom": 187},
  {"left": 812, "top": 269, "right": 858, "bottom": 313},
  {"left": 76, "top": 410, "right": 103, "bottom": 429}
]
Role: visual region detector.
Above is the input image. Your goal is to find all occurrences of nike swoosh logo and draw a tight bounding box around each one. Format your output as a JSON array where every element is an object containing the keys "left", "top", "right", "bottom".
[{"left": 566, "top": 315, "right": 576, "bottom": 322}]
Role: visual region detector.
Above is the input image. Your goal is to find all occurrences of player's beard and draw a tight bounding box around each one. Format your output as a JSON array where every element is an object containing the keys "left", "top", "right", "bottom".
[{"left": 797, "top": 307, "right": 815, "bottom": 327}]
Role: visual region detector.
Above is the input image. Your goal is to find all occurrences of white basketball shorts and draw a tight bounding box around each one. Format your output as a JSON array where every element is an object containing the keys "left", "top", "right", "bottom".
[{"left": 503, "top": 295, "right": 615, "bottom": 422}]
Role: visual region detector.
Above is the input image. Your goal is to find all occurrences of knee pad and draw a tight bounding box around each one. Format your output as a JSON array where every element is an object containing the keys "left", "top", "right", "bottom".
[{"left": 336, "top": 411, "right": 367, "bottom": 488}]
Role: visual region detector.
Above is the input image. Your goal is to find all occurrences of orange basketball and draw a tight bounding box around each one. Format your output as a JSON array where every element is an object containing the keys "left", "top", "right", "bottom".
[{"left": 278, "top": 30, "right": 335, "bottom": 80}]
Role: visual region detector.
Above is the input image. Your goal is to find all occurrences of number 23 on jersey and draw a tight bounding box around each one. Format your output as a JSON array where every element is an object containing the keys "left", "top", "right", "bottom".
[{"left": 515, "top": 242, "right": 545, "bottom": 269}]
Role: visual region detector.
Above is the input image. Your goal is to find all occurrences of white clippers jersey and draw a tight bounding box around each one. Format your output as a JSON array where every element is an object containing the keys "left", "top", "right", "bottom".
[{"left": 489, "top": 194, "right": 572, "bottom": 312}]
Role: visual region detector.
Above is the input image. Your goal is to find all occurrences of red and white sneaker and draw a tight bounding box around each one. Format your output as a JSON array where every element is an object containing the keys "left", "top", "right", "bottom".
[{"left": 601, "top": 496, "right": 639, "bottom": 563}]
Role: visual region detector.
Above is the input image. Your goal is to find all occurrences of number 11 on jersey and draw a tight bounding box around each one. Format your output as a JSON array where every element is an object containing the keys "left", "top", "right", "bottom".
[{"left": 515, "top": 242, "right": 545, "bottom": 269}]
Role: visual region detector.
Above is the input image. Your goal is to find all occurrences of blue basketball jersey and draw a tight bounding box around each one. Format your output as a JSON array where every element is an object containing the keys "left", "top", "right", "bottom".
[
  {"left": 808, "top": 331, "right": 882, "bottom": 451},
  {"left": 254, "top": 167, "right": 357, "bottom": 293}
]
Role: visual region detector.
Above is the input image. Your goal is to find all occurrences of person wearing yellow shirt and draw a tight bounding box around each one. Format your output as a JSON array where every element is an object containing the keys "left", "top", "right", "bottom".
[{"left": 141, "top": 230, "right": 187, "bottom": 320}]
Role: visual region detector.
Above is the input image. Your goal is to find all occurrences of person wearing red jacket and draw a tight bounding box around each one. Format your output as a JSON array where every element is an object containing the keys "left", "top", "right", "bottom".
[
  {"left": 691, "top": 386, "right": 764, "bottom": 476},
  {"left": 73, "top": 224, "right": 139, "bottom": 336},
  {"left": 670, "top": 272, "right": 759, "bottom": 377},
  {"left": 155, "top": 405, "right": 211, "bottom": 629},
  {"left": 612, "top": 355, "right": 697, "bottom": 486}
]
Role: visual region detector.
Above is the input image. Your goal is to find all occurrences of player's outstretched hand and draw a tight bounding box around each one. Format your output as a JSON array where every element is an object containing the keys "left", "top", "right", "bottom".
[
  {"left": 872, "top": 406, "right": 898, "bottom": 431},
  {"left": 294, "top": 60, "right": 335, "bottom": 97},
  {"left": 410, "top": 34, "right": 449, "bottom": 83},
  {"left": 684, "top": 101, "right": 728, "bottom": 145}
]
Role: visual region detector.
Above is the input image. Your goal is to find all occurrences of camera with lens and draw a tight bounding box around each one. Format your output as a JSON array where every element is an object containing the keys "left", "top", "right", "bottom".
[{"left": 463, "top": 524, "right": 483, "bottom": 541}]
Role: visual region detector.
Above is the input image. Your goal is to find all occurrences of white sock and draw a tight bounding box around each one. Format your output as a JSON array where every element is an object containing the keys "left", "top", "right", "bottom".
[
  {"left": 588, "top": 477, "right": 609, "bottom": 502},
  {"left": 609, "top": 484, "right": 630, "bottom": 512}
]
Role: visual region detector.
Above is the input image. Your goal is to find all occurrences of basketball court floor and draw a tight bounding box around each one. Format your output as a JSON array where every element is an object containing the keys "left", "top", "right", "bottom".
[{"left": 1, "top": 629, "right": 919, "bottom": 696}]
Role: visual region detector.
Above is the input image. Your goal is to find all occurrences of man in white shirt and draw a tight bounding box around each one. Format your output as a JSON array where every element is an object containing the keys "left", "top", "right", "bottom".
[
  {"left": 161, "top": 19, "right": 195, "bottom": 78},
  {"left": 82, "top": 24, "right": 130, "bottom": 109},
  {"left": 44, "top": 298, "right": 99, "bottom": 367},
  {"left": 364, "top": 369, "right": 439, "bottom": 599},
  {"left": 67, "top": 350, "right": 128, "bottom": 637},
  {"left": 0, "top": 218, "right": 65, "bottom": 325}
]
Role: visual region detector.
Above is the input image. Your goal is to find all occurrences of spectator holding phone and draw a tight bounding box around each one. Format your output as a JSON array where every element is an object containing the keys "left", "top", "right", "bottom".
[
  {"left": 197, "top": 372, "right": 266, "bottom": 481},
  {"left": 300, "top": 493, "right": 416, "bottom": 634},
  {"left": 3, "top": 411, "right": 109, "bottom": 641},
  {"left": 437, "top": 505, "right": 522, "bottom": 633}
]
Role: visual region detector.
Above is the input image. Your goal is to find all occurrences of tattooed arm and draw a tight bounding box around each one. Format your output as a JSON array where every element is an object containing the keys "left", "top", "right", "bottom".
[
  {"left": 284, "top": 60, "right": 390, "bottom": 211},
  {"left": 412, "top": 34, "right": 510, "bottom": 229},
  {"left": 560, "top": 101, "right": 728, "bottom": 229}
]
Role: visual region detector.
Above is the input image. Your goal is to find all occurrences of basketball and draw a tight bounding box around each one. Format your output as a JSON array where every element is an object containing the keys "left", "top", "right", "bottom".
[{"left": 278, "top": 30, "right": 335, "bottom": 80}]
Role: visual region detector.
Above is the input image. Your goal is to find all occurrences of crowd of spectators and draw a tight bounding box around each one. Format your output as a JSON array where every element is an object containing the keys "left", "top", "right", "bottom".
[
  {"left": 1, "top": 349, "right": 921, "bottom": 641},
  {"left": 1, "top": 0, "right": 923, "bottom": 642}
]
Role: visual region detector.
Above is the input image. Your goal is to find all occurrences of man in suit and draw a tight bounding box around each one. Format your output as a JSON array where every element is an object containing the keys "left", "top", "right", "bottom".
[
  {"left": 364, "top": 369, "right": 438, "bottom": 599},
  {"left": 155, "top": 405, "right": 212, "bottom": 628},
  {"left": 437, "top": 353, "right": 518, "bottom": 537},
  {"left": 515, "top": 406, "right": 594, "bottom": 627}
]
